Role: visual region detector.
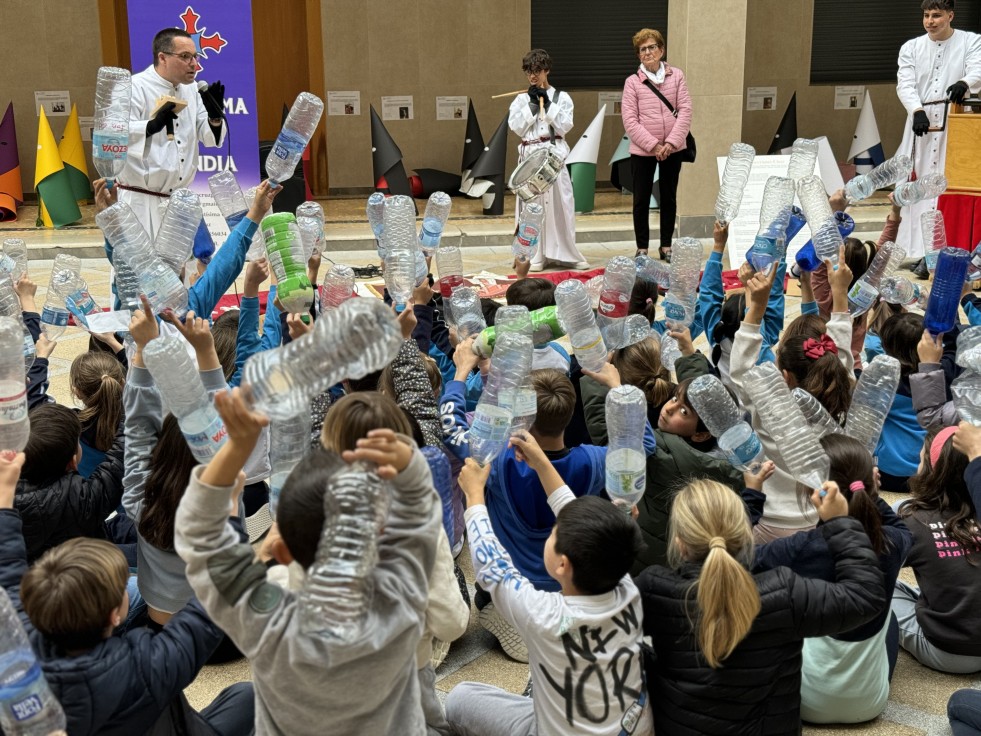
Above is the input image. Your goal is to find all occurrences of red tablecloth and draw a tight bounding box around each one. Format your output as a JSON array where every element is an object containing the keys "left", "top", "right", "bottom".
[{"left": 938, "top": 193, "right": 981, "bottom": 250}]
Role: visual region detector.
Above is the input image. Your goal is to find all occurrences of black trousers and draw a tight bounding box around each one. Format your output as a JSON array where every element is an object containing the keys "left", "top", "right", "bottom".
[{"left": 631, "top": 152, "right": 683, "bottom": 251}]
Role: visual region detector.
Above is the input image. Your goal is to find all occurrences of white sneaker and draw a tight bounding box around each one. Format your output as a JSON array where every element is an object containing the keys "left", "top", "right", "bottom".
[
  {"left": 479, "top": 603, "right": 529, "bottom": 662},
  {"left": 529, "top": 263, "right": 545, "bottom": 273},
  {"left": 573, "top": 261, "right": 591, "bottom": 271},
  {"left": 431, "top": 637, "right": 451, "bottom": 670}
]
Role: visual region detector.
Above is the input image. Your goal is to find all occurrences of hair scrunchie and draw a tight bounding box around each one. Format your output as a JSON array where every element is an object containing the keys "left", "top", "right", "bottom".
[{"left": 802, "top": 333, "right": 839, "bottom": 361}]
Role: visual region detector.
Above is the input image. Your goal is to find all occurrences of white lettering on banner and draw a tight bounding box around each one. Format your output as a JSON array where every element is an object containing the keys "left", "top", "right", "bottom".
[
  {"left": 222, "top": 98, "right": 250, "bottom": 115},
  {"left": 198, "top": 156, "right": 239, "bottom": 173}
]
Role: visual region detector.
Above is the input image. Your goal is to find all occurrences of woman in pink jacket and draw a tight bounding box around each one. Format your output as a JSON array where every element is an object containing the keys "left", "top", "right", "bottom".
[{"left": 621, "top": 28, "right": 693, "bottom": 261}]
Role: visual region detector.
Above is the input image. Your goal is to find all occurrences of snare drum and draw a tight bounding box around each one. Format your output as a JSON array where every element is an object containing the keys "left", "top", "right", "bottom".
[{"left": 507, "top": 146, "right": 566, "bottom": 202}]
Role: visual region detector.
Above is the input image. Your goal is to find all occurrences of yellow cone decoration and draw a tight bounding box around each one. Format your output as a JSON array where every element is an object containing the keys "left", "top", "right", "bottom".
[
  {"left": 35, "top": 108, "right": 81, "bottom": 228},
  {"left": 59, "top": 104, "right": 91, "bottom": 202}
]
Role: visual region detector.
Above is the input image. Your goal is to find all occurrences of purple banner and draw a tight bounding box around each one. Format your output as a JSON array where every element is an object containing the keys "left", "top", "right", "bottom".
[{"left": 126, "top": 0, "right": 260, "bottom": 193}]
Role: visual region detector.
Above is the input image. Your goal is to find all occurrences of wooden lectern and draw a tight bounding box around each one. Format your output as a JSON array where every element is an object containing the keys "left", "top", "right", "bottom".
[{"left": 945, "top": 101, "right": 981, "bottom": 193}]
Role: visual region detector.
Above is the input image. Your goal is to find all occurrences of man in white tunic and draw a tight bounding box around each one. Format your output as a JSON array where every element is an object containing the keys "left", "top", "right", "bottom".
[
  {"left": 509, "top": 49, "right": 588, "bottom": 272},
  {"left": 895, "top": 0, "right": 981, "bottom": 258},
  {"left": 120, "top": 28, "right": 226, "bottom": 241}
]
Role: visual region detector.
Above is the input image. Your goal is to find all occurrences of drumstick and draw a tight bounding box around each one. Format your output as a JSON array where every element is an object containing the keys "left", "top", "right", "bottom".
[{"left": 491, "top": 90, "right": 527, "bottom": 99}]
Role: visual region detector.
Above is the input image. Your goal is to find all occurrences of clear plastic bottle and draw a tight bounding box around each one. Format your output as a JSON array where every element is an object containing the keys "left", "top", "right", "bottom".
[
  {"left": 791, "top": 387, "right": 842, "bottom": 438},
  {"left": 786, "top": 138, "right": 820, "bottom": 181},
  {"left": 555, "top": 279, "right": 607, "bottom": 372},
  {"left": 0, "top": 317, "right": 30, "bottom": 451},
  {"left": 384, "top": 248, "right": 416, "bottom": 310},
  {"left": 155, "top": 188, "right": 202, "bottom": 275},
  {"left": 955, "top": 325, "right": 981, "bottom": 372},
  {"left": 243, "top": 185, "right": 270, "bottom": 262},
  {"left": 597, "top": 256, "right": 636, "bottom": 320},
  {"left": 381, "top": 195, "right": 421, "bottom": 281},
  {"left": 751, "top": 176, "right": 795, "bottom": 273},
  {"left": 242, "top": 298, "right": 402, "bottom": 421},
  {"left": 114, "top": 259, "right": 142, "bottom": 312},
  {"left": 320, "top": 264, "right": 355, "bottom": 313},
  {"left": 57, "top": 272, "right": 101, "bottom": 329},
  {"left": 952, "top": 371, "right": 981, "bottom": 425},
  {"left": 142, "top": 336, "right": 228, "bottom": 462},
  {"left": 268, "top": 410, "right": 312, "bottom": 517},
  {"left": 846, "top": 240, "right": 908, "bottom": 317},
  {"left": 469, "top": 333, "right": 531, "bottom": 463},
  {"left": 924, "top": 247, "right": 970, "bottom": 335},
  {"left": 449, "top": 286, "right": 486, "bottom": 340},
  {"left": 605, "top": 385, "right": 647, "bottom": 510},
  {"left": 96, "top": 202, "right": 188, "bottom": 317},
  {"left": 844, "top": 154, "right": 914, "bottom": 202},
  {"left": 262, "top": 213, "right": 314, "bottom": 314},
  {"left": 893, "top": 172, "right": 947, "bottom": 207},
  {"left": 920, "top": 210, "right": 948, "bottom": 273},
  {"left": 585, "top": 274, "right": 604, "bottom": 309},
  {"left": 39, "top": 253, "right": 81, "bottom": 339},
  {"left": 0, "top": 275, "right": 35, "bottom": 372},
  {"left": 265, "top": 92, "right": 324, "bottom": 185},
  {"left": 435, "top": 245, "right": 465, "bottom": 299},
  {"left": 488, "top": 332, "right": 536, "bottom": 433},
  {"left": 635, "top": 254, "right": 671, "bottom": 289},
  {"left": 715, "top": 142, "right": 756, "bottom": 226},
  {"left": 92, "top": 66, "right": 132, "bottom": 186},
  {"left": 0, "top": 238, "right": 28, "bottom": 279},
  {"left": 844, "top": 355, "right": 901, "bottom": 455},
  {"left": 512, "top": 202, "right": 545, "bottom": 262},
  {"left": 659, "top": 332, "right": 681, "bottom": 374},
  {"left": 419, "top": 192, "right": 452, "bottom": 256},
  {"left": 794, "top": 212, "right": 855, "bottom": 273},
  {"left": 742, "top": 361, "right": 830, "bottom": 488},
  {"left": 686, "top": 374, "right": 743, "bottom": 438},
  {"left": 717, "top": 421, "right": 766, "bottom": 472},
  {"left": 299, "top": 461, "right": 390, "bottom": 641},
  {"left": 879, "top": 275, "right": 929, "bottom": 309},
  {"left": 366, "top": 192, "right": 386, "bottom": 257},
  {"left": 798, "top": 175, "right": 842, "bottom": 268},
  {"left": 208, "top": 171, "right": 249, "bottom": 229},
  {"left": 296, "top": 201, "right": 325, "bottom": 260},
  {"left": 662, "top": 237, "right": 703, "bottom": 327},
  {"left": 0, "top": 588, "right": 66, "bottom": 736}
]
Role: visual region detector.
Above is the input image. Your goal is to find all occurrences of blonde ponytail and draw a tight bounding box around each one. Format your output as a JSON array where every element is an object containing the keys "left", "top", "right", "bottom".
[{"left": 668, "top": 480, "right": 761, "bottom": 668}]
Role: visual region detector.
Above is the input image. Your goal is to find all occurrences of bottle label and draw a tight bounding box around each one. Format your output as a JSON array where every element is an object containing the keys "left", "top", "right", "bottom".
[
  {"left": 93, "top": 129, "right": 128, "bottom": 160},
  {"left": 22, "top": 335, "right": 34, "bottom": 359},
  {"left": 67, "top": 289, "right": 97, "bottom": 315},
  {"left": 609, "top": 469, "right": 646, "bottom": 496},
  {"left": 598, "top": 290, "right": 629, "bottom": 318},
  {"left": 419, "top": 218, "right": 443, "bottom": 248},
  {"left": 500, "top": 388, "right": 537, "bottom": 417},
  {"left": 752, "top": 235, "right": 778, "bottom": 259},
  {"left": 0, "top": 387, "right": 27, "bottom": 425},
  {"left": 182, "top": 415, "right": 228, "bottom": 460},
  {"left": 470, "top": 409, "right": 512, "bottom": 441},
  {"left": 0, "top": 254, "right": 16, "bottom": 274},
  {"left": 728, "top": 432, "right": 762, "bottom": 466},
  {"left": 40, "top": 307, "right": 68, "bottom": 328},
  {"left": 516, "top": 224, "right": 540, "bottom": 250},
  {"left": 847, "top": 280, "right": 878, "bottom": 313},
  {"left": 663, "top": 300, "right": 688, "bottom": 324}
]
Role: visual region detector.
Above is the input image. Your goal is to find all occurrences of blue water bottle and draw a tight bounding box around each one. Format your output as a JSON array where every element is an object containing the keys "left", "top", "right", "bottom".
[
  {"left": 795, "top": 212, "right": 856, "bottom": 273},
  {"left": 924, "top": 247, "right": 970, "bottom": 335}
]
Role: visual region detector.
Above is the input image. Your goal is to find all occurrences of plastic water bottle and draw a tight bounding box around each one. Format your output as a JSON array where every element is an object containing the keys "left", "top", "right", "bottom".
[
  {"left": 686, "top": 374, "right": 743, "bottom": 438},
  {"left": 605, "top": 385, "right": 647, "bottom": 509},
  {"left": 96, "top": 202, "right": 188, "bottom": 317},
  {"left": 751, "top": 176, "right": 795, "bottom": 273},
  {"left": 742, "top": 361, "right": 830, "bottom": 488},
  {"left": 38, "top": 254, "right": 79, "bottom": 339},
  {"left": 0, "top": 239, "right": 28, "bottom": 279},
  {"left": 955, "top": 326, "right": 981, "bottom": 371},
  {"left": 114, "top": 259, "right": 141, "bottom": 312},
  {"left": 584, "top": 274, "right": 604, "bottom": 310},
  {"left": 296, "top": 201, "right": 325, "bottom": 260},
  {"left": 268, "top": 410, "right": 312, "bottom": 517},
  {"left": 717, "top": 421, "right": 766, "bottom": 472},
  {"left": 154, "top": 189, "right": 202, "bottom": 275},
  {"left": 966, "top": 241, "right": 981, "bottom": 282},
  {"left": 469, "top": 333, "right": 530, "bottom": 462},
  {"left": 0, "top": 588, "right": 66, "bottom": 736},
  {"left": 597, "top": 256, "right": 636, "bottom": 320},
  {"left": 0, "top": 317, "right": 29, "bottom": 451},
  {"left": 844, "top": 154, "right": 914, "bottom": 202},
  {"left": 555, "top": 279, "right": 608, "bottom": 372},
  {"left": 512, "top": 202, "right": 545, "bottom": 262},
  {"left": 473, "top": 306, "right": 564, "bottom": 358},
  {"left": 635, "top": 254, "right": 670, "bottom": 289},
  {"left": 243, "top": 185, "right": 270, "bottom": 261},
  {"left": 921, "top": 210, "right": 947, "bottom": 273},
  {"left": 795, "top": 212, "right": 855, "bottom": 273},
  {"left": 879, "top": 275, "right": 929, "bottom": 309},
  {"left": 384, "top": 248, "right": 416, "bottom": 311},
  {"left": 299, "top": 462, "right": 390, "bottom": 641},
  {"left": 265, "top": 92, "right": 324, "bottom": 186},
  {"left": 435, "top": 245, "right": 465, "bottom": 299},
  {"left": 0, "top": 275, "right": 35, "bottom": 372},
  {"left": 786, "top": 138, "right": 820, "bottom": 181},
  {"left": 419, "top": 192, "right": 452, "bottom": 256},
  {"left": 659, "top": 332, "right": 681, "bottom": 373},
  {"left": 661, "top": 236, "right": 702, "bottom": 328},
  {"left": 142, "top": 336, "right": 228, "bottom": 462},
  {"left": 366, "top": 192, "right": 386, "bottom": 257},
  {"left": 381, "top": 195, "right": 423, "bottom": 283},
  {"left": 488, "top": 332, "right": 536, "bottom": 433},
  {"left": 208, "top": 171, "right": 249, "bottom": 229},
  {"left": 449, "top": 286, "right": 485, "bottom": 339},
  {"left": 57, "top": 272, "right": 101, "bottom": 329},
  {"left": 496, "top": 305, "right": 533, "bottom": 336},
  {"left": 845, "top": 355, "right": 901, "bottom": 455},
  {"left": 320, "top": 264, "right": 355, "bottom": 313},
  {"left": 715, "top": 142, "right": 755, "bottom": 226},
  {"left": 798, "top": 175, "right": 842, "bottom": 268},
  {"left": 262, "top": 213, "right": 314, "bottom": 314},
  {"left": 242, "top": 298, "right": 402, "bottom": 421},
  {"left": 847, "top": 241, "right": 907, "bottom": 317},
  {"left": 893, "top": 173, "right": 947, "bottom": 207},
  {"left": 952, "top": 372, "right": 981, "bottom": 425},
  {"left": 924, "top": 247, "right": 970, "bottom": 335},
  {"left": 91, "top": 66, "right": 132, "bottom": 186},
  {"left": 791, "top": 387, "right": 842, "bottom": 438}
]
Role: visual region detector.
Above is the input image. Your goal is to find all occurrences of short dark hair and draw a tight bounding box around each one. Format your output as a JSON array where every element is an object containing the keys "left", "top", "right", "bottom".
[
  {"left": 23, "top": 404, "right": 81, "bottom": 485},
  {"left": 880, "top": 312, "right": 924, "bottom": 378},
  {"left": 531, "top": 369, "right": 576, "bottom": 437},
  {"left": 152, "top": 28, "right": 193, "bottom": 66},
  {"left": 481, "top": 298, "right": 501, "bottom": 327},
  {"left": 922, "top": 0, "right": 955, "bottom": 11},
  {"left": 554, "top": 497, "right": 644, "bottom": 594},
  {"left": 522, "top": 49, "right": 552, "bottom": 74},
  {"left": 506, "top": 278, "right": 556, "bottom": 311}
]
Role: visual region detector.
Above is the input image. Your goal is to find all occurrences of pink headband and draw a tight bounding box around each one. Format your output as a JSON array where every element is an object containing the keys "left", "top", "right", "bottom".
[
  {"left": 849, "top": 481, "right": 865, "bottom": 493},
  {"left": 930, "top": 426, "right": 959, "bottom": 468}
]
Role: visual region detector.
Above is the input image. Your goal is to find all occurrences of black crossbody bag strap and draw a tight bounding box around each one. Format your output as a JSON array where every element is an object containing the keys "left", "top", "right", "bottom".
[{"left": 641, "top": 78, "right": 678, "bottom": 117}]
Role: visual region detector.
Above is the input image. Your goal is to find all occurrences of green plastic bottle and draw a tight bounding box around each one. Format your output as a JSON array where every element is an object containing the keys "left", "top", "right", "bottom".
[{"left": 472, "top": 306, "right": 564, "bottom": 358}]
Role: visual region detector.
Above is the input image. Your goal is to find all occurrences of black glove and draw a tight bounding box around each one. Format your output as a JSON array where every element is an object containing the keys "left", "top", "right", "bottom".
[
  {"left": 146, "top": 104, "right": 178, "bottom": 137},
  {"left": 948, "top": 80, "right": 969, "bottom": 104},
  {"left": 528, "top": 85, "right": 541, "bottom": 115},
  {"left": 912, "top": 109, "right": 930, "bottom": 137},
  {"left": 199, "top": 80, "right": 225, "bottom": 119}
]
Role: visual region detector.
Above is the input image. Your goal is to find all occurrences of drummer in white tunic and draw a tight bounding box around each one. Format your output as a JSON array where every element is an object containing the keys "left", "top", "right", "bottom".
[
  {"left": 509, "top": 49, "right": 589, "bottom": 272},
  {"left": 120, "top": 28, "right": 226, "bottom": 241},
  {"left": 895, "top": 0, "right": 981, "bottom": 259}
]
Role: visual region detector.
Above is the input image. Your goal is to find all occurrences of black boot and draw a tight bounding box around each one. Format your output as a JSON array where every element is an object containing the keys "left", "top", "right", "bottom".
[{"left": 913, "top": 258, "right": 930, "bottom": 280}]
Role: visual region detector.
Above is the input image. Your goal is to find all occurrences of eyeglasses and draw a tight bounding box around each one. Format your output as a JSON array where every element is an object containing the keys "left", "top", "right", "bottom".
[
  {"left": 638, "top": 44, "right": 662, "bottom": 55},
  {"left": 161, "top": 51, "right": 202, "bottom": 63}
]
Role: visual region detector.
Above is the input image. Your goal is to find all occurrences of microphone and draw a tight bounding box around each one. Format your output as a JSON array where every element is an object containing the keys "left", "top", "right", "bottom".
[{"left": 197, "top": 81, "right": 210, "bottom": 92}]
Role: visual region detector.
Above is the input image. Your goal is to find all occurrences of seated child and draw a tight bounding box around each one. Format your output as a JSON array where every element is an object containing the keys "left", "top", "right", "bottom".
[
  {"left": 0, "top": 452, "right": 253, "bottom": 736},
  {"left": 445, "top": 440, "right": 652, "bottom": 736},
  {"left": 174, "top": 388, "right": 443, "bottom": 735}
]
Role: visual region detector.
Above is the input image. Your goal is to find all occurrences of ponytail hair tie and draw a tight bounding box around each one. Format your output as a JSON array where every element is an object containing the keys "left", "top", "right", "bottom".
[
  {"left": 849, "top": 481, "right": 865, "bottom": 493},
  {"left": 802, "top": 334, "right": 838, "bottom": 361},
  {"left": 708, "top": 536, "right": 727, "bottom": 551}
]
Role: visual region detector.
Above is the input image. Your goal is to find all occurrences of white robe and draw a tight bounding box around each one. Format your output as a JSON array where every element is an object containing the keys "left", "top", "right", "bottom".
[
  {"left": 120, "top": 65, "right": 226, "bottom": 240},
  {"left": 508, "top": 89, "right": 585, "bottom": 267},
  {"left": 895, "top": 29, "right": 981, "bottom": 257}
]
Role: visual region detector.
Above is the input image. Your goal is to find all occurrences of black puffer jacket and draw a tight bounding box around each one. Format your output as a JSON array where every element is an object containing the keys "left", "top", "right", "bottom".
[{"left": 636, "top": 517, "right": 886, "bottom": 735}]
